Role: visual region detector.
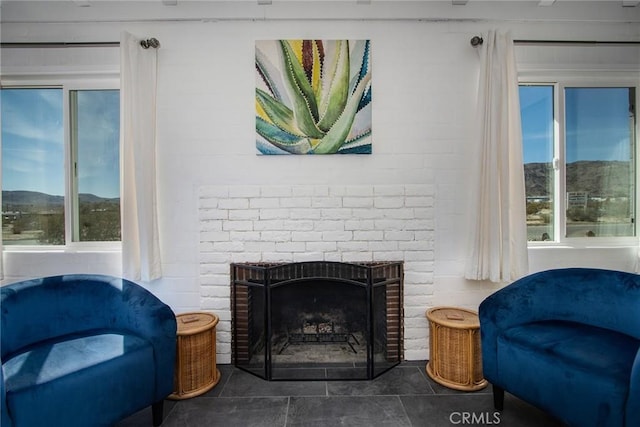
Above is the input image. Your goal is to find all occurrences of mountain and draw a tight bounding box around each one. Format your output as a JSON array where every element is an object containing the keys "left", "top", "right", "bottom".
[
  {"left": 525, "top": 160, "right": 631, "bottom": 198},
  {"left": 2, "top": 190, "right": 119, "bottom": 207}
]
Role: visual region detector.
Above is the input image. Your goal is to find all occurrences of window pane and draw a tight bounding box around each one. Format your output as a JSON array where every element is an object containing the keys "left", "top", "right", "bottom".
[
  {"left": 71, "top": 90, "right": 121, "bottom": 241},
  {"left": 2, "top": 88, "right": 65, "bottom": 245},
  {"left": 520, "top": 85, "right": 555, "bottom": 241},
  {"left": 565, "top": 87, "right": 635, "bottom": 237}
]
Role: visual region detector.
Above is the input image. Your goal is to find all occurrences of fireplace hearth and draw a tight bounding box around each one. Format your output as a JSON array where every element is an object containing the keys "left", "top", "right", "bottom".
[{"left": 231, "top": 261, "right": 404, "bottom": 380}]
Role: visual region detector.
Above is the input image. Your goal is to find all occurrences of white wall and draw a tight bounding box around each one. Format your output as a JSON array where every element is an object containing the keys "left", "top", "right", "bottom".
[{"left": 2, "top": 1, "right": 639, "bottom": 362}]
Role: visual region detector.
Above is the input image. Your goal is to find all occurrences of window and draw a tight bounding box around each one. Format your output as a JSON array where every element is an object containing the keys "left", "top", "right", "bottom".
[
  {"left": 2, "top": 85, "right": 120, "bottom": 246},
  {"left": 521, "top": 83, "right": 637, "bottom": 242}
]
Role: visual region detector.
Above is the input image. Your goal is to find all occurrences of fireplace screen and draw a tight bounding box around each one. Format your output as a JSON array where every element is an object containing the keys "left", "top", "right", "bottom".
[{"left": 231, "top": 261, "right": 403, "bottom": 380}]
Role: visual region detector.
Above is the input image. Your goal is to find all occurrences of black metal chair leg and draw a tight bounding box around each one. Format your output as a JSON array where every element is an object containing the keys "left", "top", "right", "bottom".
[
  {"left": 152, "top": 400, "right": 164, "bottom": 426},
  {"left": 493, "top": 385, "right": 505, "bottom": 411}
]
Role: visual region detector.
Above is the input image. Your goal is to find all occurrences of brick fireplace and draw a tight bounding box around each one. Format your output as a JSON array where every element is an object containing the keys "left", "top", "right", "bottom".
[
  {"left": 199, "top": 184, "right": 435, "bottom": 365},
  {"left": 231, "top": 261, "right": 403, "bottom": 380}
]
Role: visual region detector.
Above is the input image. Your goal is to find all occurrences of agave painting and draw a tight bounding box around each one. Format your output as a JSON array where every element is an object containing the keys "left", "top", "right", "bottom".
[{"left": 255, "top": 39, "right": 372, "bottom": 155}]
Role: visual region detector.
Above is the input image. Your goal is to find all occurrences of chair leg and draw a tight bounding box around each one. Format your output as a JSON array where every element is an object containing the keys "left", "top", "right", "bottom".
[
  {"left": 152, "top": 400, "right": 164, "bottom": 427},
  {"left": 493, "top": 385, "right": 505, "bottom": 411}
]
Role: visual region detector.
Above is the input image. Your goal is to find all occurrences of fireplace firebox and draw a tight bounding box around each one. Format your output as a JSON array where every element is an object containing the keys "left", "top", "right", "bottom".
[{"left": 231, "top": 261, "right": 404, "bottom": 380}]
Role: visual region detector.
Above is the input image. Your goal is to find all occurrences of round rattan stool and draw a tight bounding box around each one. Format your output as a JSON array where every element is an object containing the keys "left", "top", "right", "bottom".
[
  {"left": 169, "top": 312, "right": 220, "bottom": 400},
  {"left": 425, "top": 307, "right": 487, "bottom": 391}
]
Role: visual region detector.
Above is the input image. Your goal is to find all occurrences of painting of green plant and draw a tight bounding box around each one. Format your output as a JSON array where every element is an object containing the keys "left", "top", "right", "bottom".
[{"left": 256, "top": 39, "right": 371, "bottom": 155}]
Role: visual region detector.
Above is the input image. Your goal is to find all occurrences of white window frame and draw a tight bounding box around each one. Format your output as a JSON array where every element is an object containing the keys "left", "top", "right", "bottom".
[
  {"left": 520, "top": 73, "right": 639, "bottom": 248},
  {"left": 2, "top": 76, "right": 121, "bottom": 253}
]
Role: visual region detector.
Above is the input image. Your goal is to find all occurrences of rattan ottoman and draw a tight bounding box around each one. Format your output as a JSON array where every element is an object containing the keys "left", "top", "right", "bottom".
[
  {"left": 425, "top": 307, "right": 487, "bottom": 391},
  {"left": 169, "top": 312, "right": 220, "bottom": 400}
]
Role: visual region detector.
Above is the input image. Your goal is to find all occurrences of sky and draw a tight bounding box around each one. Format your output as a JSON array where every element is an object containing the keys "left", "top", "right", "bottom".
[
  {"left": 520, "top": 85, "right": 633, "bottom": 164},
  {"left": 1, "top": 88, "right": 120, "bottom": 199}
]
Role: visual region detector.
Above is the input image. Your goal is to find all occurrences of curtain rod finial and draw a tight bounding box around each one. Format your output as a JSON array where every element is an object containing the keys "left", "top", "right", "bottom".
[
  {"left": 140, "top": 38, "right": 160, "bottom": 49},
  {"left": 470, "top": 36, "right": 483, "bottom": 47}
]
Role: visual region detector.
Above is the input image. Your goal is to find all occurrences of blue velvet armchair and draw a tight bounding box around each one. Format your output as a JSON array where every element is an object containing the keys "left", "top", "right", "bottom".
[
  {"left": 479, "top": 268, "right": 640, "bottom": 427},
  {"left": 1, "top": 274, "right": 177, "bottom": 427}
]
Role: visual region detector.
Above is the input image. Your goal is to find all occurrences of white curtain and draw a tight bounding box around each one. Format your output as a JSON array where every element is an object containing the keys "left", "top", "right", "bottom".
[
  {"left": 120, "top": 31, "right": 162, "bottom": 281},
  {"left": 465, "top": 30, "right": 529, "bottom": 283}
]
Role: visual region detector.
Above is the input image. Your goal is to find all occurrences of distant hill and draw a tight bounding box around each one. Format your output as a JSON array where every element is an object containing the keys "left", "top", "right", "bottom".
[
  {"left": 2, "top": 190, "right": 119, "bottom": 207},
  {"left": 525, "top": 160, "right": 631, "bottom": 198}
]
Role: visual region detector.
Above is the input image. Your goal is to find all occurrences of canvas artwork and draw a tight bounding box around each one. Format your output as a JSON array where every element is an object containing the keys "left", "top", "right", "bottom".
[{"left": 255, "top": 39, "right": 372, "bottom": 155}]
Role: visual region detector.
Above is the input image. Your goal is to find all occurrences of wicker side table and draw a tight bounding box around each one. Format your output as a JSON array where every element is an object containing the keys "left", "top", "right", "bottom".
[
  {"left": 425, "top": 307, "right": 488, "bottom": 391},
  {"left": 168, "top": 312, "right": 220, "bottom": 400}
]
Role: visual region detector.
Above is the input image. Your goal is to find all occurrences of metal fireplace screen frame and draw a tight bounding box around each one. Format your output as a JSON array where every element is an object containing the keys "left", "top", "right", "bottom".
[{"left": 231, "top": 261, "right": 404, "bottom": 381}]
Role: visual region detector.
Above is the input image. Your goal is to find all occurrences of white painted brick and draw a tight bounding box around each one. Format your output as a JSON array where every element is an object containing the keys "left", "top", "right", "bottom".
[
  {"left": 324, "top": 252, "right": 343, "bottom": 262},
  {"left": 312, "top": 197, "right": 342, "bottom": 208},
  {"left": 374, "top": 219, "right": 406, "bottom": 231},
  {"left": 306, "top": 241, "right": 337, "bottom": 252},
  {"left": 322, "top": 231, "right": 353, "bottom": 241},
  {"left": 292, "top": 231, "right": 323, "bottom": 241},
  {"left": 260, "top": 208, "right": 291, "bottom": 220},
  {"left": 342, "top": 252, "right": 373, "bottom": 262},
  {"left": 321, "top": 208, "right": 353, "bottom": 220},
  {"left": 218, "top": 198, "right": 249, "bottom": 210},
  {"left": 373, "top": 250, "right": 404, "bottom": 260},
  {"left": 260, "top": 230, "right": 292, "bottom": 242},
  {"left": 262, "top": 252, "right": 295, "bottom": 262},
  {"left": 384, "top": 230, "right": 414, "bottom": 241},
  {"left": 374, "top": 185, "right": 406, "bottom": 196},
  {"left": 406, "top": 196, "right": 434, "bottom": 207},
  {"left": 199, "top": 209, "right": 227, "bottom": 220},
  {"left": 374, "top": 197, "right": 404, "bottom": 208},
  {"left": 229, "top": 209, "right": 259, "bottom": 220},
  {"left": 200, "top": 231, "right": 230, "bottom": 242},
  {"left": 353, "top": 230, "right": 383, "bottom": 241},
  {"left": 369, "top": 240, "right": 403, "bottom": 259},
  {"left": 289, "top": 208, "right": 322, "bottom": 220},
  {"left": 250, "top": 198, "right": 280, "bottom": 209},
  {"left": 199, "top": 197, "right": 220, "bottom": 209},
  {"left": 351, "top": 208, "right": 384, "bottom": 219},
  {"left": 283, "top": 220, "right": 315, "bottom": 231},
  {"left": 337, "top": 241, "right": 369, "bottom": 252},
  {"left": 199, "top": 252, "right": 231, "bottom": 264},
  {"left": 201, "top": 285, "right": 230, "bottom": 298},
  {"left": 212, "top": 241, "right": 245, "bottom": 252},
  {"left": 314, "top": 220, "right": 344, "bottom": 232},
  {"left": 229, "top": 252, "right": 263, "bottom": 263},
  {"left": 294, "top": 252, "right": 325, "bottom": 262},
  {"left": 343, "top": 197, "right": 374, "bottom": 208},
  {"left": 228, "top": 186, "right": 261, "bottom": 198},
  {"left": 383, "top": 208, "right": 416, "bottom": 220},
  {"left": 344, "top": 219, "right": 375, "bottom": 231},
  {"left": 292, "top": 186, "right": 315, "bottom": 197},
  {"left": 261, "top": 186, "right": 293, "bottom": 197},
  {"left": 344, "top": 186, "right": 374, "bottom": 197},
  {"left": 200, "top": 274, "right": 230, "bottom": 286},
  {"left": 199, "top": 186, "right": 229, "bottom": 198},
  {"left": 413, "top": 208, "right": 434, "bottom": 220},
  {"left": 403, "top": 251, "right": 435, "bottom": 262},
  {"left": 405, "top": 219, "right": 435, "bottom": 231},
  {"left": 222, "top": 220, "right": 253, "bottom": 231},
  {"left": 405, "top": 185, "right": 435, "bottom": 196},
  {"left": 244, "top": 241, "right": 276, "bottom": 252},
  {"left": 253, "top": 219, "right": 284, "bottom": 231},
  {"left": 229, "top": 231, "right": 261, "bottom": 241},
  {"left": 280, "top": 197, "right": 312, "bottom": 208},
  {"left": 276, "top": 242, "right": 306, "bottom": 252},
  {"left": 399, "top": 241, "right": 435, "bottom": 252}
]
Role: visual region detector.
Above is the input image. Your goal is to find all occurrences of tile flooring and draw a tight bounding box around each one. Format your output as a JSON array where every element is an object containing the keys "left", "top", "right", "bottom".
[{"left": 117, "top": 362, "right": 565, "bottom": 427}]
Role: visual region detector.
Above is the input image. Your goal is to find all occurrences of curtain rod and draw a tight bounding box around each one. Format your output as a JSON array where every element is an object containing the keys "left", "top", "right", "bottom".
[
  {"left": 1, "top": 38, "right": 160, "bottom": 49},
  {"left": 470, "top": 36, "right": 640, "bottom": 47}
]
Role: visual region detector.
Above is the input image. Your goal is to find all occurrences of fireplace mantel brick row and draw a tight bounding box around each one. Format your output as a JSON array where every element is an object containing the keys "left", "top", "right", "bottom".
[{"left": 199, "top": 184, "right": 435, "bottom": 363}]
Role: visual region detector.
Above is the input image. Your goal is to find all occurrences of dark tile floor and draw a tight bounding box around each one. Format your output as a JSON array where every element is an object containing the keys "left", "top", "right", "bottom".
[{"left": 117, "top": 362, "right": 565, "bottom": 427}]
